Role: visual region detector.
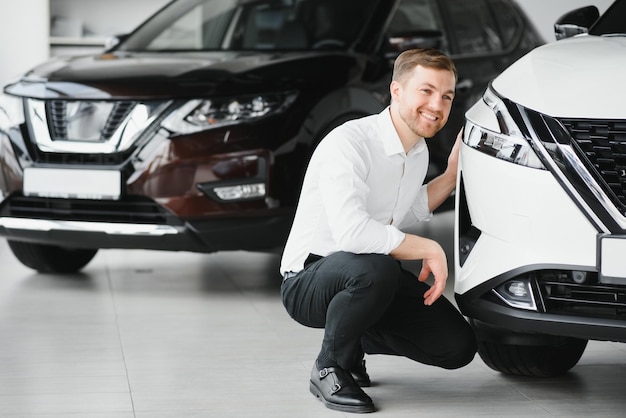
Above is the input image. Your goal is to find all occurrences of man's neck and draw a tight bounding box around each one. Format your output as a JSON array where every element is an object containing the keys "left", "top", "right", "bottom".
[{"left": 389, "top": 107, "right": 422, "bottom": 154}]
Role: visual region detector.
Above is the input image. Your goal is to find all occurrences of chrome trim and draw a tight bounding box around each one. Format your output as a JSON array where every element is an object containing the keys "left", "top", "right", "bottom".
[
  {"left": 26, "top": 99, "right": 171, "bottom": 154},
  {"left": 492, "top": 288, "right": 538, "bottom": 311},
  {"left": 0, "top": 218, "right": 179, "bottom": 236},
  {"left": 518, "top": 109, "right": 612, "bottom": 233},
  {"left": 557, "top": 143, "right": 625, "bottom": 230}
]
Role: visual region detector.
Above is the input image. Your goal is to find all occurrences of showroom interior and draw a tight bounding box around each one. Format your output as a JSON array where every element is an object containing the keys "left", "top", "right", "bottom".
[{"left": 0, "top": 0, "right": 625, "bottom": 416}]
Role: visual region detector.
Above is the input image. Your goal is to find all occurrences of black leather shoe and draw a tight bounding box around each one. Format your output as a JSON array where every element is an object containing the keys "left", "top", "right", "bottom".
[
  {"left": 309, "top": 365, "right": 375, "bottom": 413},
  {"left": 349, "top": 359, "right": 371, "bottom": 387}
]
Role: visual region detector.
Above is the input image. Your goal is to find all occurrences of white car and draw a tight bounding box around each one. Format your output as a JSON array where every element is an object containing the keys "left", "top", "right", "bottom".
[{"left": 455, "top": 1, "right": 626, "bottom": 377}]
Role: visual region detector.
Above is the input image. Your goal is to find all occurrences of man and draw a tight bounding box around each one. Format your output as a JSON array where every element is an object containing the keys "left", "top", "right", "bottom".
[{"left": 280, "top": 48, "right": 477, "bottom": 414}]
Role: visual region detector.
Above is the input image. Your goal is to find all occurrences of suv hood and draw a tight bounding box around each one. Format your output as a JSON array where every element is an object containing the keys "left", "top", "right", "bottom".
[
  {"left": 492, "top": 35, "right": 626, "bottom": 119},
  {"left": 4, "top": 51, "right": 357, "bottom": 100}
]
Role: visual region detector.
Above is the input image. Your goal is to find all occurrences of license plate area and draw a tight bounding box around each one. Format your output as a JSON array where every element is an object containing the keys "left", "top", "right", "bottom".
[
  {"left": 599, "top": 235, "right": 626, "bottom": 285},
  {"left": 23, "top": 168, "right": 121, "bottom": 200}
]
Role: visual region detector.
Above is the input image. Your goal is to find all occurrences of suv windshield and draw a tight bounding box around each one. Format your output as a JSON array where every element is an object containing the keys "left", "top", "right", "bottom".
[
  {"left": 119, "top": 0, "right": 379, "bottom": 52},
  {"left": 589, "top": 0, "right": 626, "bottom": 36}
]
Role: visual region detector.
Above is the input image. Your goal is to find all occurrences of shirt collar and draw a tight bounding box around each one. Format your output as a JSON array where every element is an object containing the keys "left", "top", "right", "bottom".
[{"left": 378, "top": 107, "right": 427, "bottom": 157}]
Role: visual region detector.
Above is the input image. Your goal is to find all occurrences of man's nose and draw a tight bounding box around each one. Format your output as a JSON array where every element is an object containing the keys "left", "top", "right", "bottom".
[{"left": 428, "top": 95, "right": 444, "bottom": 110}]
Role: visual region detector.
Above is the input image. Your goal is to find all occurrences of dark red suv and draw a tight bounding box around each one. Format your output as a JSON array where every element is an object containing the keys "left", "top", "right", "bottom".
[{"left": 0, "top": 0, "right": 542, "bottom": 272}]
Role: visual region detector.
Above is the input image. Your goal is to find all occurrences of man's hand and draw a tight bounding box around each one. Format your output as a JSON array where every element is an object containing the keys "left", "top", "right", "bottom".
[
  {"left": 426, "top": 127, "right": 463, "bottom": 212},
  {"left": 418, "top": 241, "right": 448, "bottom": 306},
  {"left": 446, "top": 128, "right": 463, "bottom": 175},
  {"left": 390, "top": 234, "right": 448, "bottom": 305}
]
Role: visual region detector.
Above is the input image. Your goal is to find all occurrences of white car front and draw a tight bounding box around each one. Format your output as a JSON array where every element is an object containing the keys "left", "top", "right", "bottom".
[{"left": 454, "top": 0, "right": 626, "bottom": 377}]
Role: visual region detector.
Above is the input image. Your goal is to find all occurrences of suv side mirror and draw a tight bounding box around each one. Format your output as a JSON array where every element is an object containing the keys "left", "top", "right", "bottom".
[
  {"left": 554, "top": 6, "right": 599, "bottom": 40},
  {"left": 384, "top": 30, "right": 443, "bottom": 59}
]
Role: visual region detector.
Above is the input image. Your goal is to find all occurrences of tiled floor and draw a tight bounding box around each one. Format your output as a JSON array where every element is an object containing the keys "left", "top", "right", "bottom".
[{"left": 0, "top": 212, "right": 625, "bottom": 417}]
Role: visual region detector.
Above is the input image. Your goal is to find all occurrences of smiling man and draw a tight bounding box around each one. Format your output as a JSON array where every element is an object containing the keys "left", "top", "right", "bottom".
[{"left": 280, "top": 48, "right": 477, "bottom": 414}]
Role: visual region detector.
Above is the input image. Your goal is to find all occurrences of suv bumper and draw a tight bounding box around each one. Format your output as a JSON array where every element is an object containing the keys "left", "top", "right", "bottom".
[
  {"left": 455, "top": 145, "right": 626, "bottom": 343},
  {"left": 455, "top": 283, "right": 626, "bottom": 344},
  {"left": 0, "top": 211, "right": 293, "bottom": 252}
]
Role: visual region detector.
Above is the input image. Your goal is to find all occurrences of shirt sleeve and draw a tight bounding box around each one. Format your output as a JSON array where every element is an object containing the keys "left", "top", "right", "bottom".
[
  {"left": 397, "top": 184, "right": 433, "bottom": 230},
  {"left": 316, "top": 132, "right": 405, "bottom": 254}
]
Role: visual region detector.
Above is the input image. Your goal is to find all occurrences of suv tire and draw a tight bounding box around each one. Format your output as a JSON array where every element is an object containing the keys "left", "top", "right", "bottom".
[
  {"left": 8, "top": 241, "right": 98, "bottom": 273},
  {"left": 476, "top": 333, "right": 588, "bottom": 377}
]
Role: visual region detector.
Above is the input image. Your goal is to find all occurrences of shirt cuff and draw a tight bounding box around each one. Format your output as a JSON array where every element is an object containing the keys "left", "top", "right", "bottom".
[
  {"left": 413, "top": 184, "right": 432, "bottom": 221},
  {"left": 385, "top": 225, "right": 406, "bottom": 254}
]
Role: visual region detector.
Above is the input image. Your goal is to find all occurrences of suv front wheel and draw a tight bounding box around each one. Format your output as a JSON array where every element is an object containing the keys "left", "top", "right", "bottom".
[
  {"left": 471, "top": 320, "right": 588, "bottom": 377},
  {"left": 8, "top": 241, "right": 98, "bottom": 273}
]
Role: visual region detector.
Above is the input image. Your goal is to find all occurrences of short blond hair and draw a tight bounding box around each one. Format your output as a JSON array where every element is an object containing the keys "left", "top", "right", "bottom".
[{"left": 392, "top": 48, "right": 457, "bottom": 83}]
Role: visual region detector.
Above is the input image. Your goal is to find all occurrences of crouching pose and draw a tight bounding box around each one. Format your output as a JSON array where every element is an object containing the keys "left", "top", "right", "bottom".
[{"left": 280, "top": 48, "right": 477, "bottom": 413}]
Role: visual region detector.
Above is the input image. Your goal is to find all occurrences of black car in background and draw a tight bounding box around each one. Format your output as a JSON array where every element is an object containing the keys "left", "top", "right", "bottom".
[{"left": 0, "top": 0, "right": 542, "bottom": 273}]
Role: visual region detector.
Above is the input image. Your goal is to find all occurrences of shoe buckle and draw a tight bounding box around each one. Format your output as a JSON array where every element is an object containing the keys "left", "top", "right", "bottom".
[
  {"left": 319, "top": 368, "right": 329, "bottom": 378},
  {"left": 330, "top": 383, "right": 341, "bottom": 394}
]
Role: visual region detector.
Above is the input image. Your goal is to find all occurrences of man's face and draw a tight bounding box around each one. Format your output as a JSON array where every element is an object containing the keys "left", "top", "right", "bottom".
[{"left": 391, "top": 65, "right": 456, "bottom": 139}]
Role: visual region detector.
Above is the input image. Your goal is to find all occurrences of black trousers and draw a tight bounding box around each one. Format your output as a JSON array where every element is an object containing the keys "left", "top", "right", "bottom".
[{"left": 281, "top": 252, "right": 477, "bottom": 370}]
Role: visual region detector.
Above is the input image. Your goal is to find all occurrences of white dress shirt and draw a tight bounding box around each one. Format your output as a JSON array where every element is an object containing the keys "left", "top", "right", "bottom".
[{"left": 280, "top": 107, "right": 432, "bottom": 275}]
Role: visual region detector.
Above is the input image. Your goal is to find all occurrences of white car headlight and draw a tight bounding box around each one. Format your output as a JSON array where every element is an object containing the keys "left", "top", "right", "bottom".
[
  {"left": 464, "top": 86, "right": 545, "bottom": 170},
  {"left": 161, "top": 92, "right": 298, "bottom": 135}
]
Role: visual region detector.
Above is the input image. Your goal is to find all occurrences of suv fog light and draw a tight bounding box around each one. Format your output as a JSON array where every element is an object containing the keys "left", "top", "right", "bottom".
[
  {"left": 213, "top": 183, "right": 265, "bottom": 201},
  {"left": 507, "top": 281, "right": 528, "bottom": 297},
  {"left": 571, "top": 271, "right": 588, "bottom": 284},
  {"left": 493, "top": 279, "right": 537, "bottom": 311}
]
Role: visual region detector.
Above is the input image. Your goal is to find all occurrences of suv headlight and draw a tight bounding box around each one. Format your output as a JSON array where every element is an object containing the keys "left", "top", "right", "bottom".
[
  {"left": 161, "top": 92, "right": 298, "bottom": 135},
  {"left": 0, "top": 92, "right": 24, "bottom": 132},
  {"left": 464, "top": 86, "right": 545, "bottom": 170}
]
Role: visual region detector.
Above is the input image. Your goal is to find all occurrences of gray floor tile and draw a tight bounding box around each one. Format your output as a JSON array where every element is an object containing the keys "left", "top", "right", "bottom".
[
  {"left": 0, "top": 212, "right": 624, "bottom": 417},
  {"left": 0, "top": 393, "right": 133, "bottom": 415}
]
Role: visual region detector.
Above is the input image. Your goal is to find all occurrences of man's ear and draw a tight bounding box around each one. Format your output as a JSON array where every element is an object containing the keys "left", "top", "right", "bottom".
[{"left": 390, "top": 80, "right": 401, "bottom": 103}]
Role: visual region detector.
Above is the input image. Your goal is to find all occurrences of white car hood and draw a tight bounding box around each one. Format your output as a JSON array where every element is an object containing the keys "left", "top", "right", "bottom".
[{"left": 492, "top": 35, "right": 626, "bottom": 119}]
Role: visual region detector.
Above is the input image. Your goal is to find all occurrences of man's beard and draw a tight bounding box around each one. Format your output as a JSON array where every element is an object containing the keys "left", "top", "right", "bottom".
[{"left": 401, "top": 109, "right": 445, "bottom": 139}]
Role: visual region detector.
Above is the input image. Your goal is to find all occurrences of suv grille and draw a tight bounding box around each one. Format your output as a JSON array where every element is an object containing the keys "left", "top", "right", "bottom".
[
  {"left": 2, "top": 195, "right": 182, "bottom": 225},
  {"left": 559, "top": 119, "right": 626, "bottom": 213},
  {"left": 536, "top": 271, "right": 626, "bottom": 320},
  {"left": 33, "top": 150, "right": 132, "bottom": 165},
  {"left": 25, "top": 99, "right": 170, "bottom": 166},
  {"left": 47, "top": 100, "right": 137, "bottom": 142}
]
